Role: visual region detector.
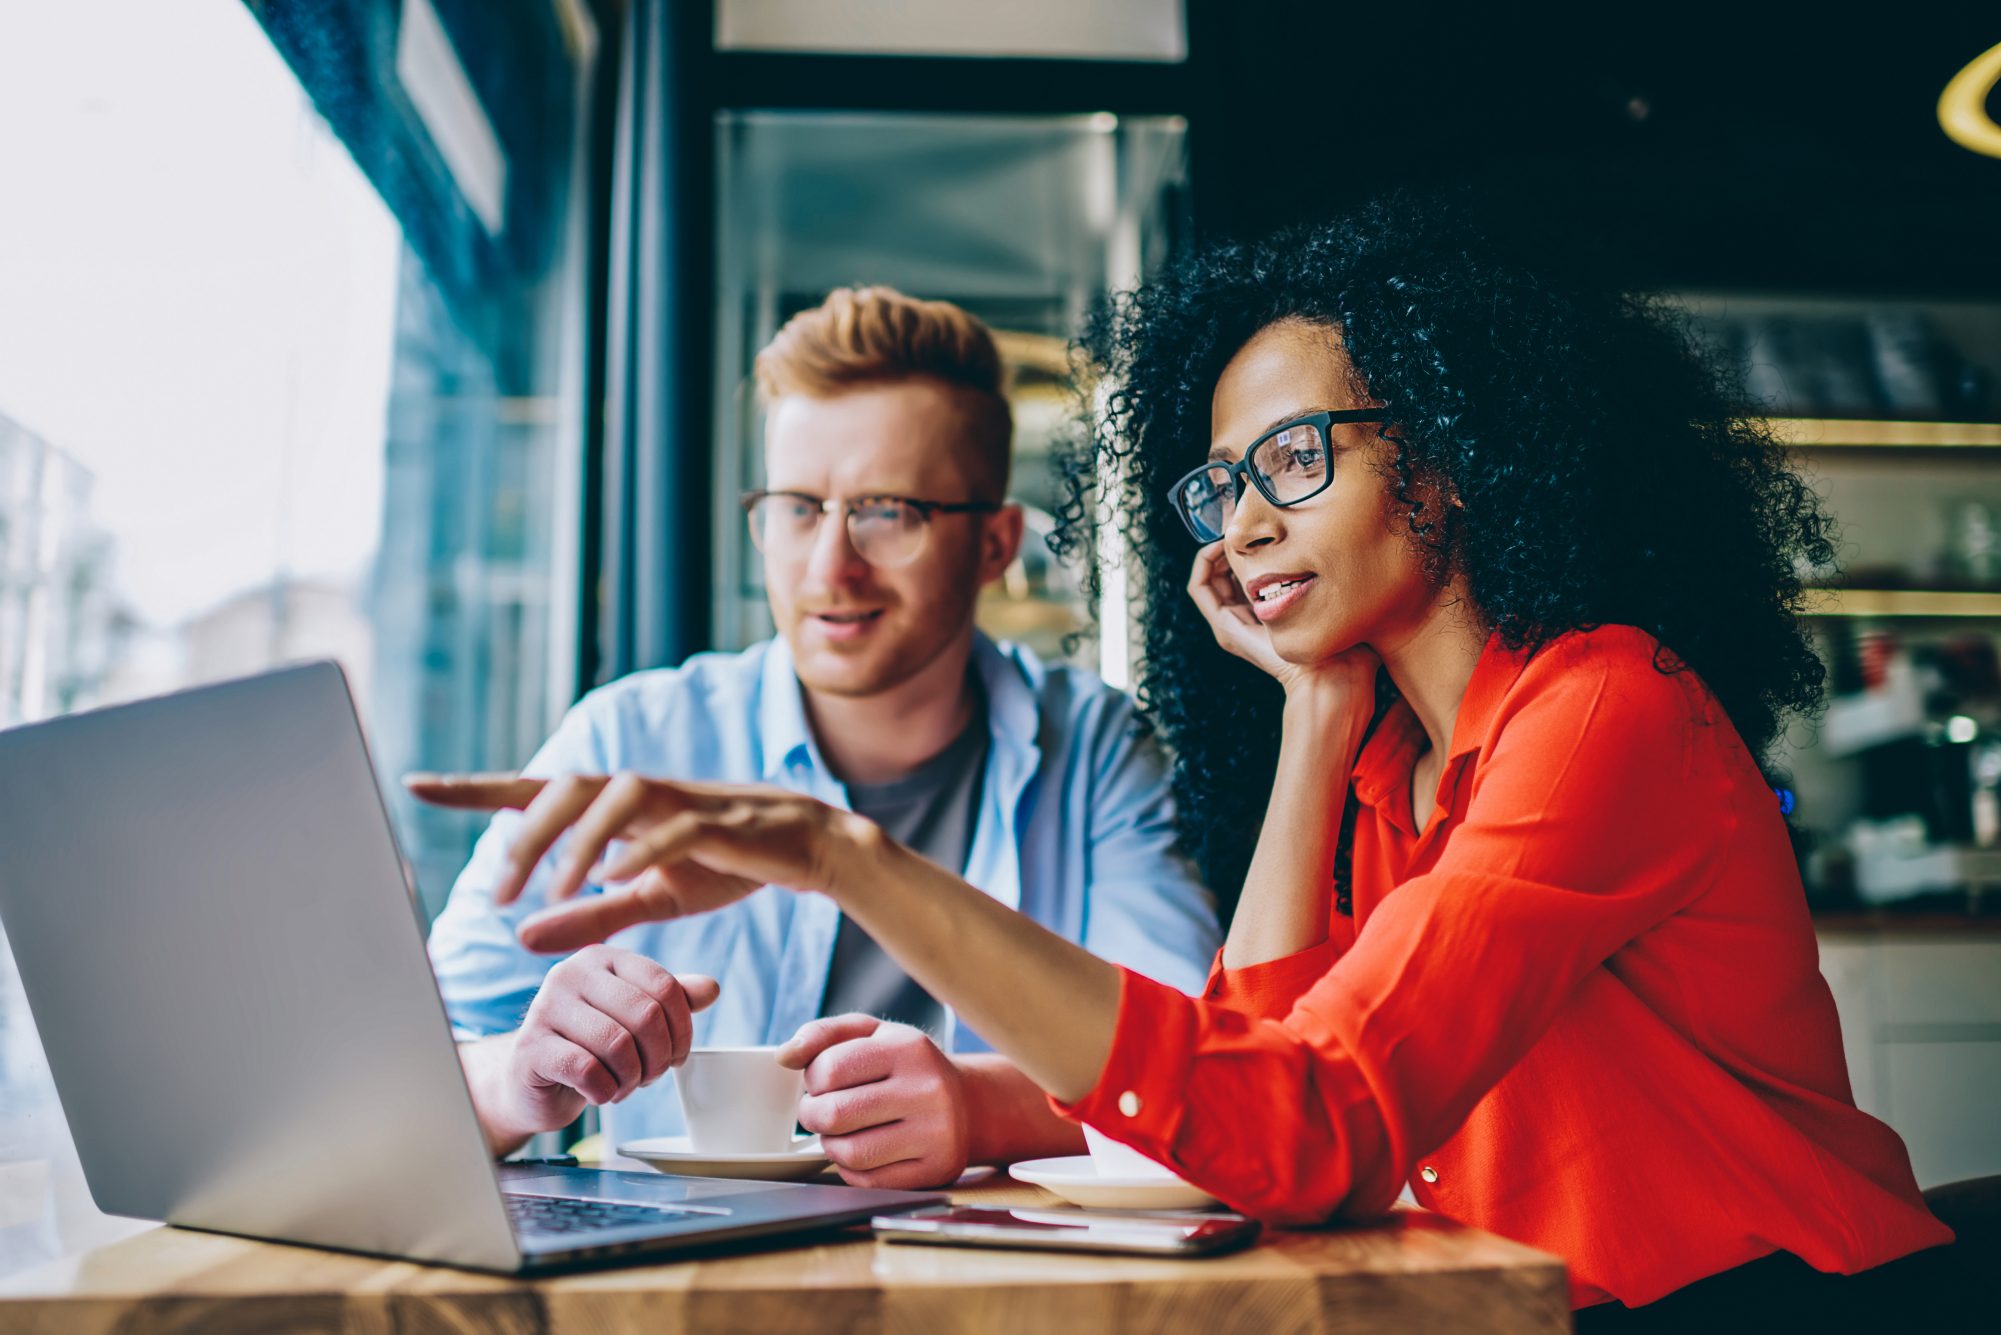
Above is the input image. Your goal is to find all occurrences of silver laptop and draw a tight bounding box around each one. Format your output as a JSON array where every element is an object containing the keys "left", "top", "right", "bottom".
[{"left": 0, "top": 662, "right": 943, "bottom": 1272}]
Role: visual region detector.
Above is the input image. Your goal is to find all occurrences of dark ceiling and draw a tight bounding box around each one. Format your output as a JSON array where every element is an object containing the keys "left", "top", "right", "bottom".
[{"left": 1188, "top": 2, "right": 2001, "bottom": 296}]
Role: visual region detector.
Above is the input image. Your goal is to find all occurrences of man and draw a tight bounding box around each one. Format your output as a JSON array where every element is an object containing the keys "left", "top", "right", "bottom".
[{"left": 427, "top": 286, "right": 1219, "bottom": 1189}]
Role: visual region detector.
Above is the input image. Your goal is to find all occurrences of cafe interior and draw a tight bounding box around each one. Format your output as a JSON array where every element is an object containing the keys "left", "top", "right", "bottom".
[{"left": 1, "top": 1, "right": 1998, "bottom": 1329}]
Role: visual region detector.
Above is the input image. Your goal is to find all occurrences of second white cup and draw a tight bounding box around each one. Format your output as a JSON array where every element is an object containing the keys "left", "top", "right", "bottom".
[{"left": 674, "top": 1046, "right": 805, "bottom": 1154}]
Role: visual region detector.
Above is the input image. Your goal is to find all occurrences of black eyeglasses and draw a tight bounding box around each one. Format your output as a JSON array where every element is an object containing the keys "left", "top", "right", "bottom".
[
  {"left": 741, "top": 490, "right": 1001, "bottom": 569},
  {"left": 1166, "top": 408, "right": 1389, "bottom": 544}
]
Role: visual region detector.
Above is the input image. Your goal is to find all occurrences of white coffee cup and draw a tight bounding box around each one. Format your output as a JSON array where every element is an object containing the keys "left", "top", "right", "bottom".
[
  {"left": 1082, "top": 1123, "right": 1180, "bottom": 1181},
  {"left": 673, "top": 1046, "right": 805, "bottom": 1154}
]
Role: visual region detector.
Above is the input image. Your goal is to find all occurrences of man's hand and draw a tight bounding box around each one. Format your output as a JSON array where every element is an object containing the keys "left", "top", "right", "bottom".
[
  {"left": 463, "top": 945, "right": 719, "bottom": 1154},
  {"left": 779, "top": 1015, "right": 969, "bottom": 1190}
]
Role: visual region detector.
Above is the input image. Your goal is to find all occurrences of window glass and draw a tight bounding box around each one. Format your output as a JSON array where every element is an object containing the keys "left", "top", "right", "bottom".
[{"left": 0, "top": 0, "right": 593, "bottom": 1271}]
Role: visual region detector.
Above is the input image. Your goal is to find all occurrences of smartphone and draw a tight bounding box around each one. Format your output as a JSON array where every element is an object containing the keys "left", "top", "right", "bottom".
[{"left": 870, "top": 1205, "right": 1260, "bottom": 1257}]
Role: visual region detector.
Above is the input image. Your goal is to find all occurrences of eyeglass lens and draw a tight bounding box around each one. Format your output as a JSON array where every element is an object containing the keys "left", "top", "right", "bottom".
[
  {"left": 1177, "top": 420, "right": 1331, "bottom": 541},
  {"left": 746, "top": 495, "right": 929, "bottom": 569}
]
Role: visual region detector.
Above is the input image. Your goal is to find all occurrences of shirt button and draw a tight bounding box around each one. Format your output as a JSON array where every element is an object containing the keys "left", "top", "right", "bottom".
[
  {"left": 1117, "top": 1091, "right": 1142, "bottom": 1118},
  {"left": 1419, "top": 1166, "right": 1439, "bottom": 1184}
]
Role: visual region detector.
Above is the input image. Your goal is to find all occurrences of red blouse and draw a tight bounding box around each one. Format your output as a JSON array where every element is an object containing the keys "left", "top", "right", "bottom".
[{"left": 1059, "top": 626, "right": 1950, "bottom": 1308}]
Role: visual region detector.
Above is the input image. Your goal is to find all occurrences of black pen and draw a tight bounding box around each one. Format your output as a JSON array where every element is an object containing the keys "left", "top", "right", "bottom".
[{"left": 504, "top": 1154, "right": 579, "bottom": 1167}]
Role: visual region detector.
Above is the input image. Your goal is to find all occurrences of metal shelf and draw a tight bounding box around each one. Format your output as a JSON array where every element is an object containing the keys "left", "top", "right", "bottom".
[
  {"left": 1810, "top": 589, "right": 2001, "bottom": 618},
  {"left": 1765, "top": 418, "right": 2001, "bottom": 449}
]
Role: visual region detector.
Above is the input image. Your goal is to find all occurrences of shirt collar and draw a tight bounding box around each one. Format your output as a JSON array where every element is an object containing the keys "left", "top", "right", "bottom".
[
  {"left": 1445, "top": 630, "right": 1538, "bottom": 760},
  {"left": 1350, "top": 631, "right": 1536, "bottom": 827},
  {"left": 757, "top": 635, "right": 817, "bottom": 782},
  {"left": 756, "top": 630, "right": 1041, "bottom": 783},
  {"left": 973, "top": 632, "right": 1045, "bottom": 772}
]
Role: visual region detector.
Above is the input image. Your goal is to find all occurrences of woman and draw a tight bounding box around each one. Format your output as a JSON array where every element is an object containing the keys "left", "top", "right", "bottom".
[{"left": 414, "top": 197, "right": 1954, "bottom": 1324}]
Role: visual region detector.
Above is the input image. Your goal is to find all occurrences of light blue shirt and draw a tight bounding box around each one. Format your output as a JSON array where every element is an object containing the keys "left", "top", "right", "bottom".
[{"left": 427, "top": 633, "right": 1221, "bottom": 1148}]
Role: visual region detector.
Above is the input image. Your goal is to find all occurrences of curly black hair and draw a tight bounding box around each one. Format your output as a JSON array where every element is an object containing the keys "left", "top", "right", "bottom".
[{"left": 1054, "top": 192, "right": 1836, "bottom": 913}]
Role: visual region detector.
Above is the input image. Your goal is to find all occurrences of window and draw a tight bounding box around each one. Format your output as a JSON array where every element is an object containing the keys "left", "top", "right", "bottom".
[{"left": 0, "top": 0, "right": 597, "bottom": 1272}]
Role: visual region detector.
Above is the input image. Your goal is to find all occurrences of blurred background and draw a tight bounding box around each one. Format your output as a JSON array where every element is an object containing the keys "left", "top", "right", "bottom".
[{"left": 2, "top": 0, "right": 1998, "bottom": 1266}]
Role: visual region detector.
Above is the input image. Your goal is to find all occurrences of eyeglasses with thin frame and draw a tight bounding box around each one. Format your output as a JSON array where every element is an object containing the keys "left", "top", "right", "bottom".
[
  {"left": 1166, "top": 408, "right": 1389, "bottom": 544},
  {"left": 741, "top": 490, "right": 1001, "bottom": 570}
]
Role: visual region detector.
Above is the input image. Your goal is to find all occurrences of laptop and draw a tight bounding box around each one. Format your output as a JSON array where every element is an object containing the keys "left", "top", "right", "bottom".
[{"left": 0, "top": 662, "right": 944, "bottom": 1272}]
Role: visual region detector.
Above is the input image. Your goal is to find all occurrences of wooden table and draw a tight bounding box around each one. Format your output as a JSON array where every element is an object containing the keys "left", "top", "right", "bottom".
[{"left": 0, "top": 1177, "right": 1569, "bottom": 1333}]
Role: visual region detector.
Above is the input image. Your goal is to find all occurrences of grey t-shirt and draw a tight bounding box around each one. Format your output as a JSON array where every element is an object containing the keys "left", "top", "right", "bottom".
[{"left": 818, "top": 700, "right": 989, "bottom": 1037}]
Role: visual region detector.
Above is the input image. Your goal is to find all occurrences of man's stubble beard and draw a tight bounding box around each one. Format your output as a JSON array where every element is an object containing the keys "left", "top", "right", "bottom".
[{"left": 786, "top": 602, "right": 979, "bottom": 702}]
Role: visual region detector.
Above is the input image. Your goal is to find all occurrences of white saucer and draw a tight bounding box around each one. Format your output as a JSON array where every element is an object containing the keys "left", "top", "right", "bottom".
[
  {"left": 1008, "top": 1156, "right": 1220, "bottom": 1210},
  {"left": 618, "top": 1134, "right": 832, "bottom": 1182}
]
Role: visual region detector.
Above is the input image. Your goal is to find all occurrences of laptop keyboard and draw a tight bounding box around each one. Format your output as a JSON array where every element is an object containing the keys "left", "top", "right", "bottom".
[{"left": 504, "top": 1192, "right": 704, "bottom": 1236}]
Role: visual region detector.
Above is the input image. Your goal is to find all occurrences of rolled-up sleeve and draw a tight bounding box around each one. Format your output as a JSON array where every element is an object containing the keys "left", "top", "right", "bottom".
[
  {"left": 1057, "top": 656, "right": 1722, "bottom": 1225},
  {"left": 1201, "top": 937, "right": 1342, "bottom": 1014}
]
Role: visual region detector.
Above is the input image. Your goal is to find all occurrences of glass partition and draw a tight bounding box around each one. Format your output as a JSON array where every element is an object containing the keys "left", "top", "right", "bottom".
[{"left": 712, "top": 111, "right": 1190, "bottom": 680}]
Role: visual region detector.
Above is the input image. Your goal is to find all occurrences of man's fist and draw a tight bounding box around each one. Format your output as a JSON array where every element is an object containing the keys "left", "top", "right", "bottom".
[
  {"left": 486, "top": 946, "right": 719, "bottom": 1141},
  {"left": 779, "top": 1015, "right": 969, "bottom": 1190}
]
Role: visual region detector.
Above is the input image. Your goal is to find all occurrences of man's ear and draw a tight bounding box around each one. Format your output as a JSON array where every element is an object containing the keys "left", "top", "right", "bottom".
[{"left": 978, "top": 503, "right": 1026, "bottom": 585}]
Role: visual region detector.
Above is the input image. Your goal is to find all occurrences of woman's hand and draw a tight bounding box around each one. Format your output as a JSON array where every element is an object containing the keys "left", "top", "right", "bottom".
[
  {"left": 1185, "top": 544, "right": 1381, "bottom": 707},
  {"left": 405, "top": 773, "right": 877, "bottom": 953},
  {"left": 1186, "top": 541, "right": 1289, "bottom": 676}
]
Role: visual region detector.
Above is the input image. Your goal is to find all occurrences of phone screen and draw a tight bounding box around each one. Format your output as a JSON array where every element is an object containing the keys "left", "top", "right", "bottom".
[{"left": 871, "top": 1206, "right": 1259, "bottom": 1257}]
